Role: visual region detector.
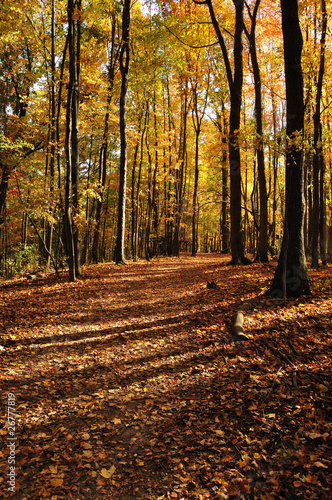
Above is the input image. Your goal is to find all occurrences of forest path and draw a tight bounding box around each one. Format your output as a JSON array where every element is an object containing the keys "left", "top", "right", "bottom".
[{"left": 0, "top": 254, "right": 331, "bottom": 499}]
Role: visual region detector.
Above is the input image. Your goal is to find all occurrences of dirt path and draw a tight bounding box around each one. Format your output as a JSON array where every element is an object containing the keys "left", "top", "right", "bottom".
[{"left": 0, "top": 255, "right": 331, "bottom": 499}]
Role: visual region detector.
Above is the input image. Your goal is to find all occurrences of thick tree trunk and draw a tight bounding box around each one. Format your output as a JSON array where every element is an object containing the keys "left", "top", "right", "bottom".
[
  {"left": 201, "top": 0, "right": 248, "bottom": 264},
  {"left": 268, "top": 0, "right": 310, "bottom": 298},
  {"left": 229, "top": 1, "right": 247, "bottom": 264}
]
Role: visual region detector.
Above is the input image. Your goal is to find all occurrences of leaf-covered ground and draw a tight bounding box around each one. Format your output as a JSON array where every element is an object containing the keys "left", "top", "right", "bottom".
[{"left": 0, "top": 254, "right": 331, "bottom": 499}]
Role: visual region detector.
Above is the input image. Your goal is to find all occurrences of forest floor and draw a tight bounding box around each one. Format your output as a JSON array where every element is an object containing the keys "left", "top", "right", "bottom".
[{"left": 0, "top": 253, "right": 331, "bottom": 500}]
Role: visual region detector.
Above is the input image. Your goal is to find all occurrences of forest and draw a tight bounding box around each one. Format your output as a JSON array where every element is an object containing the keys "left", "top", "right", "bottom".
[
  {"left": 0, "top": 1, "right": 331, "bottom": 499},
  {"left": 0, "top": 0, "right": 331, "bottom": 281}
]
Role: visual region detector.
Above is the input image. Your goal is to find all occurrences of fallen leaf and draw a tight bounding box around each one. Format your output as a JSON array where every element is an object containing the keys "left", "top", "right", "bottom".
[
  {"left": 50, "top": 478, "right": 63, "bottom": 487},
  {"left": 101, "top": 465, "right": 116, "bottom": 478},
  {"left": 317, "top": 384, "right": 328, "bottom": 393},
  {"left": 313, "top": 461, "right": 328, "bottom": 468}
]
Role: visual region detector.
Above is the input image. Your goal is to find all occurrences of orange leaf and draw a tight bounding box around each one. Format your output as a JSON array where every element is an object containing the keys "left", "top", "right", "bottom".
[{"left": 50, "top": 478, "right": 63, "bottom": 487}]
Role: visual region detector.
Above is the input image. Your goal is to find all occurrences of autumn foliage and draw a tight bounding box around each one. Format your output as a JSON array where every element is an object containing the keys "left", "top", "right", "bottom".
[
  {"left": 0, "top": 255, "right": 331, "bottom": 498},
  {"left": 0, "top": 0, "right": 331, "bottom": 275},
  {"left": 1, "top": 0, "right": 332, "bottom": 497}
]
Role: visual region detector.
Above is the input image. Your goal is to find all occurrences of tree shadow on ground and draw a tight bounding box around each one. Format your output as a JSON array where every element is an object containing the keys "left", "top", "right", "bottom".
[{"left": 0, "top": 255, "right": 331, "bottom": 499}]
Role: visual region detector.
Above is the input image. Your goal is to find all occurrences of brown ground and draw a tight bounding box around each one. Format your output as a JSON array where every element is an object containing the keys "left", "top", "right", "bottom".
[{"left": 0, "top": 254, "right": 331, "bottom": 499}]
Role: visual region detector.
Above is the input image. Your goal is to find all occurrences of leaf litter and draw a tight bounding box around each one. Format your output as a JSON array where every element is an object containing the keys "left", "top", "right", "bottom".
[{"left": 0, "top": 254, "right": 331, "bottom": 499}]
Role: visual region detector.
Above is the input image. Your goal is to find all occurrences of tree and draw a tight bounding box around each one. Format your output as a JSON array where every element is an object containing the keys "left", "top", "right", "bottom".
[
  {"left": 0, "top": 1, "right": 36, "bottom": 220},
  {"left": 311, "top": 0, "right": 327, "bottom": 268},
  {"left": 114, "top": 0, "right": 131, "bottom": 264},
  {"left": 193, "top": 0, "right": 249, "bottom": 264},
  {"left": 243, "top": 0, "right": 268, "bottom": 262},
  {"left": 64, "top": 0, "right": 82, "bottom": 281},
  {"left": 191, "top": 65, "right": 210, "bottom": 257},
  {"left": 268, "top": 0, "right": 310, "bottom": 298},
  {"left": 92, "top": 7, "right": 119, "bottom": 264}
]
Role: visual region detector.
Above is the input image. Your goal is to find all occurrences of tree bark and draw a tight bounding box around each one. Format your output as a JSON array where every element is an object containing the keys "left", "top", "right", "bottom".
[
  {"left": 0, "top": 165, "right": 10, "bottom": 224},
  {"left": 191, "top": 73, "right": 209, "bottom": 256},
  {"left": 64, "top": 0, "right": 81, "bottom": 281},
  {"left": 92, "top": 9, "right": 118, "bottom": 263},
  {"left": 244, "top": 0, "right": 268, "bottom": 262},
  {"left": 268, "top": 0, "right": 310, "bottom": 298},
  {"left": 194, "top": 0, "right": 248, "bottom": 264},
  {"left": 114, "top": 0, "right": 130, "bottom": 264},
  {"left": 130, "top": 106, "right": 143, "bottom": 260},
  {"left": 311, "top": 0, "right": 327, "bottom": 267},
  {"left": 191, "top": 95, "right": 200, "bottom": 257},
  {"left": 173, "top": 80, "right": 189, "bottom": 257},
  {"left": 145, "top": 101, "right": 153, "bottom": 261}
]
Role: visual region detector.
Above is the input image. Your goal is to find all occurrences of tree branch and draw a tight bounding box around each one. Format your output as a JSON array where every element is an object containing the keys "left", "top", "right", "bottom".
[{"left": 165, "top": 25, "right": 219, "bottom": 49}]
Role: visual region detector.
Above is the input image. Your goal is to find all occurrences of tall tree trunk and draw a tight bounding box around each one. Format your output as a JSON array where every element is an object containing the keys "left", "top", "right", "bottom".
[
  {"left": 145, "top": 101, "right": 153, "bottom": 261},
  {"left": 196, "top": 0, "right": 248, "bottom": 264},
  {"left": 114, "top": 0, "right": 130, "bottom": 264},
  {"left": 165, "top": 77, "right": 175, "bottom": 256},
  {"left": 80, "top": 137, "right": 94, "bottom": 265},
  {"left": 132, "top": 106, "right": 146, "bottom": 260},
  {"left": 130, "top": 110, "right": 142, "bottom": 260},
  {"left": 92, "top": 9, "right": 118, "bottom": 263},
  {"left": 64, "top": 0, "right": 81, "bottom": 282},
  {"left": 0, "top": 165, "right": 10, "bottom": 224},
  {"left": 191, "top": 104, "right": 200, "bottom": 257},
  {"left": 319, "top": 148, "right": 326, "bottom": 265},
  {"left": 151, "top": 90, "right": 160, "bottom": 255},
  {"left": 45, "top": 0, "right": 56, "bottom": 269},
  {"left": 174, "top": 81, "right": 189, "bottom": 257},
  {"left": 216, "top": 102, "right": 229, "bottom": 252},
  {"left": 268, "top": 0, "right": 310, "bottom": 298},
  {"left": 244, "top": 0, "right": 268, "bottom": 262},
  {"left": 311, "top": 0, "right": 327, "bottom": 267},
  {"left": 327, "top": 144, "right": 332, "bottom": 262},
  {"left": 72, "top": 3, "right": 81, "bottom": 278},
  {"left": 191, "top": 74, "right": 209, "bottom": 257},
  {"left": 228, "top": 1, "right": 247, "bottom": 263}
]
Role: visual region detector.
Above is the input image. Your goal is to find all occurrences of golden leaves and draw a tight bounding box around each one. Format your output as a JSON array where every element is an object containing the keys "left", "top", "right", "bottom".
[{"left": 100, "top": 465, "right": 116, "bottom": 479}]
